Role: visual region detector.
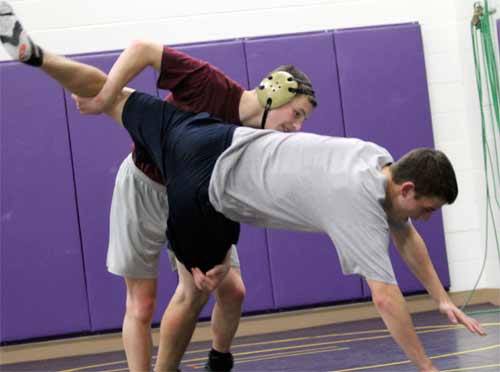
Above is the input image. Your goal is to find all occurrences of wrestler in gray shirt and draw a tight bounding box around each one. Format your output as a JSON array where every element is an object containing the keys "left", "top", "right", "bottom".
[{"left": 210, "top": 127, "right": 402, "bottom": 284}]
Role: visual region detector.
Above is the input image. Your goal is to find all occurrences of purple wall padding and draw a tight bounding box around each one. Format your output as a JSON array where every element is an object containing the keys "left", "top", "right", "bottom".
[
  {"left": 245, "top": 32, "right": 344, "bottom": 137},
  {"left": 0, "top": 23, "right": 453, "bottom": 341},
  {"left": 173, "top": 41, "right": 275, "bottom": 316},
  {"left": 158, "top": 40, "right": 249, "bottom": 98},
  {"left": 65, "top": 53, "right": 178, "bottom": 331},
  {"left": 245, "top": 32, "right": 363, "bottom": 309},
  {"left": 334, "top": 23, "right": 450, "bottom": 295},
  {"left": 0, "top": 63, "right": 90, "bottom": 342}
]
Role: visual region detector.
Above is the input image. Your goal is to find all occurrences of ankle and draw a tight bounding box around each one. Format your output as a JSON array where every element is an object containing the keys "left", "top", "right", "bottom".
[{"left": 205, "top": 348, "right": 233, "bottom": 372}]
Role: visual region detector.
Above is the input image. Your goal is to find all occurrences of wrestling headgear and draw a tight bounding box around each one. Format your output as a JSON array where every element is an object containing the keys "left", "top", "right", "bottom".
[{"left": 256, "top": 71, "right": 315, "bottom": 129}]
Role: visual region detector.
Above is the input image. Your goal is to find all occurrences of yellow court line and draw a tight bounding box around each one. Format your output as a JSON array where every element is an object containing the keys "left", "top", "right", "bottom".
[
  {"left": 58, "top": 322, "right": 500, "bottom": 372},
  {"left": 184, "top": 321, "right": 500, "bottom": 355},
  {"left": 104, "top": 362, "right": 500, "bottom": 372},
  {"left": 182, "top": 333, "right": 399, "bottom": 363},
  {"left": 182, "top": 340, "right": 352, "bottom": 363},
  {"left": 185, "top": 322, "right": 472, "bottom": 354},
  {"left": 59, "top": 359, "right": 129, "bottom": 372},
  {"left": 189, "top": 346, "right": 350, "bottom": 369},
  {"left": 331, "top": 344, "right": 500, "bottom": 372},
  {"left": 443, "top": 363, "right": 500, "bottom": 371},
  {"left": 182, "top": 324, "right": 500, "bottom": 364},
  {"left": 232, "top": 346, "right": 350, "bottom": 367},
  {"left": 186, "top": 328, "right": 391, "bottom": 353},
  {"left": 188, "top": 345, "right": 347, "bottom": 367}
]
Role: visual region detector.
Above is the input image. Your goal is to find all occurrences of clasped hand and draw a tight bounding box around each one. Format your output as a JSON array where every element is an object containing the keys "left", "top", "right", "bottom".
[
  {"left": 191, "top": 262, "right": 231, "bottom": 293},
  {"left": 72, "top": 92, "right": 113, "bottom": 115}
]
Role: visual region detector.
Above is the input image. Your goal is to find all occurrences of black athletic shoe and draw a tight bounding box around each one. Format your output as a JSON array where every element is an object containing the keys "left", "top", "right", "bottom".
[{"left": 204, "top": 348, "right": 234, "bottom": 372}]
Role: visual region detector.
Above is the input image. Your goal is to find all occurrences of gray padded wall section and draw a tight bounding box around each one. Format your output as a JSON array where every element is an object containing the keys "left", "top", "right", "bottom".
[{"left": 1, "top": 63, "right": 90, "bottom": 342}]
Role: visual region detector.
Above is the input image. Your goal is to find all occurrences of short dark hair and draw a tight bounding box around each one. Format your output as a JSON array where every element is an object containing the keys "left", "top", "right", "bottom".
[
  {"left": 391, "top": 148, "right": 458, "bottom": 204},
  {"left": 272, "top": 64, "right": 317, "bottom": 107}
]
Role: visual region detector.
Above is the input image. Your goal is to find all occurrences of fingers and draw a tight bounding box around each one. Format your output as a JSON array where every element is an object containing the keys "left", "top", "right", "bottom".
[
  {"left": 206, "top": 265, "right": 224, "bottom": 275},
  {"left": 70, "top": 94, "right": 103, "bottom": 115},
  {"left": 462, "top": 315, "right": 486, "bottom": 336},
  {"left": 441, "top": 303, "right": 487, "bottom": 337},
  {"left": 206, "top": 264, "right": 226, "bottom": 279},
  {"left": 191, "top": 267, "right": 217, "bottom": 292},
  {"left": 454, "top": 311, "right": 487, "bottom": 336},
  {"left": 470, "top": 321, "right": 486, "bottom": 336},
  {"left": 191, "top": 268, "right": 207, "bottom": 291},
  {"left": 71, "top": 94, "right": 81, "bottom": 111},
  {"left": 191, "top": 264, "right": 229, "bottom": 293},
  {"left": 446, "top": 310, "right": 458, "bottom": 324},
  {"left": 206, "top": 263, "right": 230, "bottom": 284},
  {"left": 71, "top": 94, "right": 90, "bottom": 113},
  {"left": 475, "top": 317, "right": 486, "bottom": 335}
]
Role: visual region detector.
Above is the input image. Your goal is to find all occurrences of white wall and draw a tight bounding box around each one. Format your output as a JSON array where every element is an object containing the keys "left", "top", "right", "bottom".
[
  {"left": 449, "top": 0, "right": 500, "bottom": 291},
  {"left": 2, "top": 0, "right": 499, "bottom": 292}
]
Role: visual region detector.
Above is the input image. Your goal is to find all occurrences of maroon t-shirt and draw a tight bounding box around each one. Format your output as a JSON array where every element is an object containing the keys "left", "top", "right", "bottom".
[{"left": 133, "top": 46, "right": 244, "bottom": 183}]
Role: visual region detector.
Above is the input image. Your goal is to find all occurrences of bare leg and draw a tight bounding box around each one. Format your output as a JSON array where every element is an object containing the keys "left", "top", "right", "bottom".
[
  {"left": 41, "top": 52, "right": 107, "bottom": 97},
  {"left": 211, "top": 268, "right": 245, "bottom": 352},
  {"left": 124, "top": 278, "right": 157, "bottom": 372},
  {"left": 155, "top": 261, "right": 209, "bottom": 372},
  {"left": 202, "top": 268, "right": 245, "bottom": 371}
]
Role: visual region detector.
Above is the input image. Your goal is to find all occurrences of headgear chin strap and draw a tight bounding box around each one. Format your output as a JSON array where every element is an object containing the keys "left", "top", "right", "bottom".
[{"left": 256, "top": 71, "right": 315, "bottom": 129}]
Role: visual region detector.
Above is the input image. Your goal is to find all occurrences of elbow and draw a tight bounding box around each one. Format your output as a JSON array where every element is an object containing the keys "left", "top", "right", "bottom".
[
  {"left": 128, "top": 40, "right": 162, "bottom": 69},
  {"left": 128, "top": 40, "right": 149, "bottom": 55},
  {"left": 127, "top": 40, "right": 158, "bottom": 64}
]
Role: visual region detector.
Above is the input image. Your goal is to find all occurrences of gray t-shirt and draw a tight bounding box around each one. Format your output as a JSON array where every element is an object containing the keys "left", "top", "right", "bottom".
[{"left": 209, "top": 127, "right": 400, "bottom": 284}]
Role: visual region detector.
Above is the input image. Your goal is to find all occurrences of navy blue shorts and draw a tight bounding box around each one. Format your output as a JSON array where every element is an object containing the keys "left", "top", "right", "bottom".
[{"left": 122, "top": 91, "right": 240, "bottom": 272}]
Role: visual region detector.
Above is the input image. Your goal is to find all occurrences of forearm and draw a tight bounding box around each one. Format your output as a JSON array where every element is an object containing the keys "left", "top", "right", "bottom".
[
  {"left": 393, "top": 225, "right": 450, "bottom": 304},
  {"left": 401, "top": 233, "right": 450, "bottom": 304},
  {"left": 369, "top": 281, "right": 435, "bottom": 371},
  {"left": 391, "top": 227, "right": 486, "bottom": 337}
]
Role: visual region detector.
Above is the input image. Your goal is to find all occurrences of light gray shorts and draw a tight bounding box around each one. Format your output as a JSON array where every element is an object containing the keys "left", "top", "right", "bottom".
[{"left": 107, "top": 154, "right": 240, "bottom": 279}]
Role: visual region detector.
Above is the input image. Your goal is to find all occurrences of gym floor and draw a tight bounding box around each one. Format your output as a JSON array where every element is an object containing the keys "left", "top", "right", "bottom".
[{"left": 1, "top": 292, "right": 499, "bottom": 372}]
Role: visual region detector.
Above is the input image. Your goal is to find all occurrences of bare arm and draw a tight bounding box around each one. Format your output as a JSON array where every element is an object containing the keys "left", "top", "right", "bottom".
[
  {"left": 391, "top": 223, "right": 485, "bottom": 335},
  {"left": 76, "top": 40, "right": 163, "bottom": 114},
  {"left": 367, "top": 279, "right": 437, "bottom": 372}
]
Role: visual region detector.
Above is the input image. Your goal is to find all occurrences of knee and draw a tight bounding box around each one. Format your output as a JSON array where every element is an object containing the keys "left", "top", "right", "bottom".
[
  {"left": 368, "top": 282, "right": 402, "bottom": 315},
  {"left": 126, "top": 294, "right": 156, "bottom": 325},
  {"left": 216, "top": 272, "right": 246, "bottom": 307}
]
